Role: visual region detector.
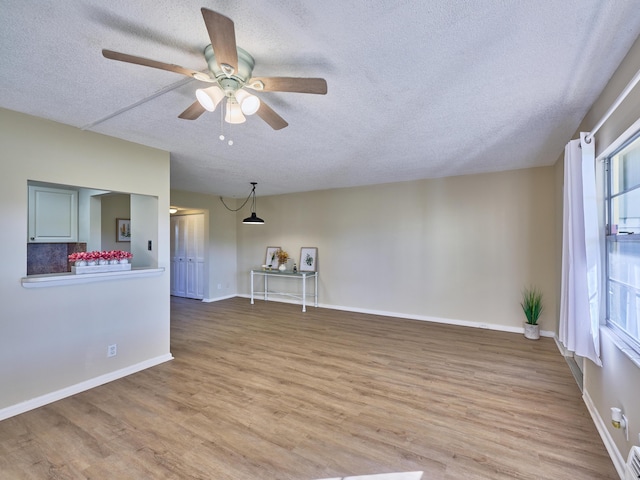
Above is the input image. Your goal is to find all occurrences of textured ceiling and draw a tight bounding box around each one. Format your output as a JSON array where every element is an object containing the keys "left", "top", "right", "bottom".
[{"left": 1, "top": 1, "right": 639, "bottom": 197}]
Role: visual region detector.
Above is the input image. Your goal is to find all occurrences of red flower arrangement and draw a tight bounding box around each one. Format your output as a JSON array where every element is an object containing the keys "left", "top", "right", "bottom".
[{"left": 68, "top": 250, "right": 133, "bottom": 262}]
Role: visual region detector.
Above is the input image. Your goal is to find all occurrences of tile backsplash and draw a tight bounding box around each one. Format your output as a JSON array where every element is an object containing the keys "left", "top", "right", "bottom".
[{"left": 27, "top": 243, "right": 86, "bottom": 275}]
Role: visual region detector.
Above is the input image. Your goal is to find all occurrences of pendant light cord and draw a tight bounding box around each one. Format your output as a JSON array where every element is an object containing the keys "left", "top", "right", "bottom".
[{"left": 219, "top": 183, "right": 256, "bottom": 212}]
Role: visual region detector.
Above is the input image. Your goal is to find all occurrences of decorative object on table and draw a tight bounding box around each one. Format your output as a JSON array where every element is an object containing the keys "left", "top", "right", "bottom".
[
  {"left": 292, "top": 263, "right": 297, "bottom": 273},
  {"left": 69, "top": 250, "right": 132, "bottom": 274},
  {"left": 265, "top": 246, "right": 281, "bottom": 269},
  {"left": 276, "top": 249, "right": 289, "bottom": 267},
  {"left": 299, "top": 247, "right": 318, "bottom": 272},
  {"left": 521, "top": 286, "right": 543, "bottom": 340},
  {"left": 116, "top": 218, "right": 131, "bottom": 242}
]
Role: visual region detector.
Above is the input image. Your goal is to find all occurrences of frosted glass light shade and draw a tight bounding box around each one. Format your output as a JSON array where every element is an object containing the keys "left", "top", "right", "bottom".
[
  {"left": 196, "top": 85, "right": 225, "bottom": 111},
  {"left": 235, "top": 89, "right": 260, "bottom": 115},
  {"left": 225, "top": 100, "right": 246, "bottom": 124}
]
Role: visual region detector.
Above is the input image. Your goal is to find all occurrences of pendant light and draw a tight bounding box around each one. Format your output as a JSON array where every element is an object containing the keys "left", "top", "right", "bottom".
[{"left": 242, "top": 182, "right": 264, "bottom": 224}]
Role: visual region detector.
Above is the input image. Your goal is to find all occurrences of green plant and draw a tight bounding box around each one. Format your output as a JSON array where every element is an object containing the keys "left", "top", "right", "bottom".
[{"left": 521, "top": 287, "right": 543, "bottom": 325}]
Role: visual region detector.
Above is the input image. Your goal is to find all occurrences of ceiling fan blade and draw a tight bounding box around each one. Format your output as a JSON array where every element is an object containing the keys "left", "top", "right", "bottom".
[
  {"left": 248, "top": 77, "right": 327, "bottom": 94},
  {"left": 178, "top": 101, "right": 206, "bottom": 120},
  {"left": 256, "top": 102, "right": 288, "bottom": 130},
  {"left": 201, "top": 8, "right": 238, "bottom": 75},
  {"left": 102, "top": 49, "right": 208, "bottom": 80}
]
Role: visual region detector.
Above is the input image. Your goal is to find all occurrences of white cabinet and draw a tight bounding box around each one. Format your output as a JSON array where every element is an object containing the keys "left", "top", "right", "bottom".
[
  {"left": 170, "top": 214, "right": 204, "bottom": 299},
  {"left": 28, "top": 185, "right": 78, "bottom": 242}
]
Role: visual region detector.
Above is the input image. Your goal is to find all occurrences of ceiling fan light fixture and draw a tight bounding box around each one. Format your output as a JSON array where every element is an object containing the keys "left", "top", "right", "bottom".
[
  {"left": 102, "top": 9, "right": 327, "bottom": 130},
  {"left": 235, "top": 89, "right": 260, "bottom": 115},
  {"left": 225, "top": 99, "right": 246, "bottom": 124},
  {"left": 196, "top": 85, "right": 225, "bottom": 111}
]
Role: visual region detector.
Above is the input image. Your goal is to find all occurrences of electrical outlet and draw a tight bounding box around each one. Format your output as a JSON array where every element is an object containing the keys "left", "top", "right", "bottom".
[
  {"left": 217, "top": 283, "right": 222, "bottom": 290},
  {"left": 107, "top": 344, "right": 117, "bottom": 357}
]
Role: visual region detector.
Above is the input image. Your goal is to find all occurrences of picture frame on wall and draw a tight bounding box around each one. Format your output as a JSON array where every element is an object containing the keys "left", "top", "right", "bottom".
[
  {"left": 265, "top": 246, "right": 281, "bottom": 268},
  {"left": 116, "top": 218, "right": 131, "bottom": 242},
  {"left": 299, "top": 247, "right": 318, "bottom": 272}
]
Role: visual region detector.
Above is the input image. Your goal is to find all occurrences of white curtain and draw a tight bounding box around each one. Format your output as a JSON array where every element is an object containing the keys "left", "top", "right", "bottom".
[{"left": 559, "top": 132, "right": 602, "bottom": 366}]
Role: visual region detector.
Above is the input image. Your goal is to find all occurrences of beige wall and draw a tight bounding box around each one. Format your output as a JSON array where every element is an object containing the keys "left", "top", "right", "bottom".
[
  {"left": 573, "top": 35, "right": 640, "bottom": 465},
  {"left": 170, "top": 189, "right": 238, "bottom": 301},
  {"left": 101, "top": 193, "right": 130, "bottom": 252},
  {"left": 236, "top": 167, "right": 558, "bottom": 333},
  {"left": 0, "top": 108, "right": 171, "bottom": 413}
]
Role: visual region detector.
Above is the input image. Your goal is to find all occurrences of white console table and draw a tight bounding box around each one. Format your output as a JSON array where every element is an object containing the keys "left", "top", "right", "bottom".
[{"left": 250, "top": 269, "right": 318, "bottom": 312}]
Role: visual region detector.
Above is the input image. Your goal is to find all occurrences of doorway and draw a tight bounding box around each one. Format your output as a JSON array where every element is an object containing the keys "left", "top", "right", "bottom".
[{"left": 170, "top": 213, "right": 205, "bottom": 299}]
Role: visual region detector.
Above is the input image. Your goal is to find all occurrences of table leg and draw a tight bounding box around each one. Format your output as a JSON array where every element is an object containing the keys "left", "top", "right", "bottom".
[
  {"left": 302, "top": 273, "right": 306, "bottom": 312},
  {"left": 264, "top": 275, "right": 268, "bottom": 302},
  {"left": 250, "top": 270, "right": 254, "bottom": 305},
  {"left": 314, "top": 273, "right": 318, "bottom": 307}
]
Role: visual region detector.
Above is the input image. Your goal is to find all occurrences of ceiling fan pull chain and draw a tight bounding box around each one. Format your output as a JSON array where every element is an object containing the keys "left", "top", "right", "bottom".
[
  {"left": 219, "top": 102, "right": 225, "bottom": 141},
  {"left": 219, "top": 101, "right": 233, "bottom": 146}
]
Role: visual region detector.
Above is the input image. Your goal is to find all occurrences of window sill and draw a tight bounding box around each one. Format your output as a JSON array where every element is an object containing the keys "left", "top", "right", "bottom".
[
  {"left": 602, "top": 325, "right": 640, "bottom": 369},
  {"left": 21, "top": 267, "right": 165, "bottom": 288}
]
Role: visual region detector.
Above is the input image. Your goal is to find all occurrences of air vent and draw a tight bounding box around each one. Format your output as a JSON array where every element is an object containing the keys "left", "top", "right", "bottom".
[{"left": 626, "top": 446, "right": 640, "bottom": 480}]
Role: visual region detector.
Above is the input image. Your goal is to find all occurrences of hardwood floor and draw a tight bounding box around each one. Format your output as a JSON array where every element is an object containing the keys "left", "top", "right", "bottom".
[{"left": 0, "top": 297, "right": 617, "bottom": 479}]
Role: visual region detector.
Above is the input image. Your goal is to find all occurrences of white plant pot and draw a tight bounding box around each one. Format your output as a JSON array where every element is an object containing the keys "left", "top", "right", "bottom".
[{"left": 524, "top": 323, "right": 540, "bottom": 340}]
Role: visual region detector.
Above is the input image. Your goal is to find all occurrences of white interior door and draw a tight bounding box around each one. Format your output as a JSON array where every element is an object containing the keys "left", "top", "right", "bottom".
[
  {"left": 170, "top": 213, "right": 204, "bottom": 299},
  {"left": 170, "top": 215, "right": 187, "bottom": 297},
  {"left": 185, "top": 214, "right": 205, "bottom": 299}
]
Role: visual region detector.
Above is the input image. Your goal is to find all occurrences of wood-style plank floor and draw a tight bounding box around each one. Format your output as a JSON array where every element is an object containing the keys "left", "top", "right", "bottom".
[{"left": 0, "top": 297, "right": 617, "bottom": 479}]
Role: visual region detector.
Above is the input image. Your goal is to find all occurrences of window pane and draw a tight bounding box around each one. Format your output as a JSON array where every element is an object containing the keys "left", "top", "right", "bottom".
[
  {"left": 610, "top": 138, "right": 640, "bottom": 194},
  {"left": 611, "top": 188, "right": 640, "bottom": 234},
  {"left": 608, "top": 239, "right": 640, "bottom": 283},
  {"left": 608, "top": 281, "right": 640, "bottom": 338},
  {"left": 607, "top": 131, "right": 640, "bottom": 350}
]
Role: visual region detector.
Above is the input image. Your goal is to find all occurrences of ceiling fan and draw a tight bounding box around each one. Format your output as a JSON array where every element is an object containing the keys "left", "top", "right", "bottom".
[{"left": 102, "top": 8, "right": 327, "bottom": 130}]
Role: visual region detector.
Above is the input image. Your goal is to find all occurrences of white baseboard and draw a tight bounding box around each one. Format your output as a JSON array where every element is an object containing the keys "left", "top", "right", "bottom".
[
  {"left": 583, "top": 389, "right": 625, "bottom": 479},
  {"left": 239, "top": 294, "right": 555, "bottom": 337},
  {"left": 554, "top": 336, "right": 571, "bottom": 357},
  {"left": 0, "top": 353, "right": 173, "bottom": 422},
  {"left": 202, "top": 294, "right": 236, "bottom": 303}
]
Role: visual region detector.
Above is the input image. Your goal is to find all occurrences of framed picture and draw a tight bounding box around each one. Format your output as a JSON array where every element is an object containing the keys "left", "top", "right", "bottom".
[
  {"left": 116, "top": 218, "right": 131, "bottom": 242},
  {"left": 299, "top": 247, "right": 318, "bottom": 272},
  {"left": 265, "top": 246, "right": 281, "bottom": 268}
]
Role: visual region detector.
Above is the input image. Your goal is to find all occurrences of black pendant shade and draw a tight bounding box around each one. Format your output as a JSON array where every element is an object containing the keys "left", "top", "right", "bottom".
[{"left": 242, "top": 211, "right": 264, "bottom": 224}]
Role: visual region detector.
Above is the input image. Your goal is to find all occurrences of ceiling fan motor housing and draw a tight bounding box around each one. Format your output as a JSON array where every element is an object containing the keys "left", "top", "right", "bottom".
[
  {"left": 219, "top": 78, "right": 242, "bottom": 96},
  {"left": 204, "top": 45, "right": 255, "bottom": 87}
]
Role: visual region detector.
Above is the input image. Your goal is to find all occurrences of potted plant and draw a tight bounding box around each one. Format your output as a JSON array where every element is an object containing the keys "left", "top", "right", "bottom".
[
  {"left": 521, "top": 286, "right": 543, "bottom": 340},
  {"left": 276, "top": 249, "right": 289, "bottom": 271}
]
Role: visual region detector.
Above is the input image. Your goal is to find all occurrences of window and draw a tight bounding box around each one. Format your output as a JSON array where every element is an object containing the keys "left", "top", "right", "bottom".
[{"left": 605, "top": 132, "right": 640, "bottom": 351}]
